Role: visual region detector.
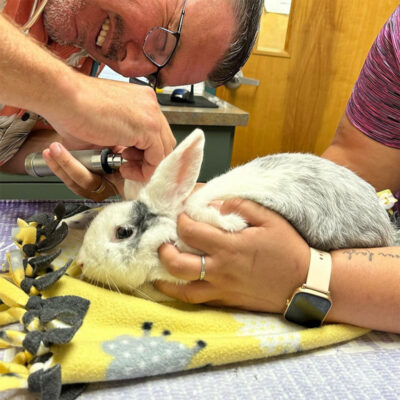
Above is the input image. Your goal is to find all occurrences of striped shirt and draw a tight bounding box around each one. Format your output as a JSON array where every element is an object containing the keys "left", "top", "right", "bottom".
[
  {"left": 347, "top": 6, "right": 400, "bottom": 149},
  {"left": 0, "top": 0, "right": 98, "bottom": 165}
]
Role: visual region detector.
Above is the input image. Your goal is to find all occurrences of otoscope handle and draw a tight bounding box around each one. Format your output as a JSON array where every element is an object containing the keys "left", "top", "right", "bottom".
[{"left": 24, "top": 149, "right": 127, "bottom": 177}]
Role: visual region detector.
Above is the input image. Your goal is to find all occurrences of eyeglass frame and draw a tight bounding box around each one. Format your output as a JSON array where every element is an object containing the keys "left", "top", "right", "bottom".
[{"left": 143, "top": 0, "right": 188, "bottom": 90}]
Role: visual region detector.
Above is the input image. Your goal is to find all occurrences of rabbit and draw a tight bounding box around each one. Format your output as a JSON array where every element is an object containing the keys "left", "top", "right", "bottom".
[{"left": 76, "top": 128, "right": 398, "bottom": 295}]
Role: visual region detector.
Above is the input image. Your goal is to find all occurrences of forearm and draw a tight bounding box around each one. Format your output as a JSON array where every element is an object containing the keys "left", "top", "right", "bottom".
[
  {"left": 0, "top": 14, "right": 78, "bottom": 117},
  {"left": 323, "top": 113, "right": 400, "bottom": 193},
  {"left": 0, "top": 129, "right": 60, "bottom": 174},
  {"left": 327, "top": 246, "right": 400, "bottom": 333}
]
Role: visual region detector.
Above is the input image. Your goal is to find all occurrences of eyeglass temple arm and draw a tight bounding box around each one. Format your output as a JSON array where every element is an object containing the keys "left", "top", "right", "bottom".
[{"left": 178, "top": 0, "right": 188, "bottom": 31}]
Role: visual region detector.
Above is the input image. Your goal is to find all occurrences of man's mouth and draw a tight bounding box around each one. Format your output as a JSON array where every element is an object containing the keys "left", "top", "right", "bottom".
[{"left": 96, "top": 17, "right": 110, "bottom": 47}]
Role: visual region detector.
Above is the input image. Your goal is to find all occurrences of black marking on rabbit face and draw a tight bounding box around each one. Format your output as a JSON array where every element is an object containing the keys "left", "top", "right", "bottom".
[{"left": 115, "top": 201, "right": 158, "bottom": 248}]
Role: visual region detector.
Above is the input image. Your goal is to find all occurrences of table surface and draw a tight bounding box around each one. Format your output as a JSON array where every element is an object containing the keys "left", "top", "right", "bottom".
[{"left": 1, "top": 200, "right": 400, "bottom": 400}]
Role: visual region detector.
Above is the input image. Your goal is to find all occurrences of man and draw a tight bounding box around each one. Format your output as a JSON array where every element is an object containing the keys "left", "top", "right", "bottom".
[{"left": 0, "top": 0, "right": 263, "bottom": 199}]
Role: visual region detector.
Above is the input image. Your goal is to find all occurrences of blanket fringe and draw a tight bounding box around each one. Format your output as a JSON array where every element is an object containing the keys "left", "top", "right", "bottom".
[{"left": 0, "top": 203, "right": 90, "bottom": 399}]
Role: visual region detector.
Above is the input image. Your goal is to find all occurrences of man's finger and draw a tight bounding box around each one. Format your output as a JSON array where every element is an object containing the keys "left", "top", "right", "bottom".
[
  {"left": 119, "top": 161, "right": 148, "bottom": 181},
  {"left": 43, "top": 144, "right": 113, "bottom": 200},
  {"left": 159, "top": 114, "right": 176, "bottom": 157},
  {"left": 122, "top": 147, "right": 144, "bottom": 161},
  {"left": 46, "top": 142, "right": 96, "bottom": 186}
]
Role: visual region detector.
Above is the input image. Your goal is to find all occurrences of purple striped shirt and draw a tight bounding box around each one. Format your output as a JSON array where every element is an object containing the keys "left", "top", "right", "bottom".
[{"left": 346, "top": 6, "right": 400, "bottom": 149}]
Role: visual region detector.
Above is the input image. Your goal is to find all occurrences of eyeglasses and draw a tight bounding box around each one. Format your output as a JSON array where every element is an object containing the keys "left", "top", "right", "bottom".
[{"left": 142, "top": 0, "right": 188, "bottom": 90}]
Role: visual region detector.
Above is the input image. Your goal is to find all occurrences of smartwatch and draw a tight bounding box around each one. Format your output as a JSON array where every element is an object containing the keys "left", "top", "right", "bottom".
[{"left": 284, "top": 247, "right": 332, "bottom": 328}]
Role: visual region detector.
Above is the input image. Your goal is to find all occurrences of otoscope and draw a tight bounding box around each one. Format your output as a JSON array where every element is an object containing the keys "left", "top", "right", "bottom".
[{"left": 24, "top": 149, "right": 127, "bottom": 177}]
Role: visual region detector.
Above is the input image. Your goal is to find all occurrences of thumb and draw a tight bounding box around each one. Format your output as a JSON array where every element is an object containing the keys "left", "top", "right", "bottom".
[{"left": 219, "top": 198, "right": 281, "bottom": 227}]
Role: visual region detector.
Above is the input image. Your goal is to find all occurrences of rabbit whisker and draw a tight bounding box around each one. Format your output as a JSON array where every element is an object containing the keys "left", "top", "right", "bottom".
[
  {"left": 107, "top": 276, "right": 122, "bottom": 294},
  {"left": 130, "top": 286, "right": 157, "bottom": 302}
]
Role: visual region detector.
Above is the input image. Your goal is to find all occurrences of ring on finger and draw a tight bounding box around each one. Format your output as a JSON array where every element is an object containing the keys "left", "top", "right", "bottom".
[
  {"left": 199, "top": 255, "right": 206, "bottom": 281},
  {"left": 92, "top": 177, "right": 106, "bottom": 194}
]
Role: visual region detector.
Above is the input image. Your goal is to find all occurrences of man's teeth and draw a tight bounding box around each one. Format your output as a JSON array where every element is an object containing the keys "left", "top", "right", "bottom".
[{"left": 96, "top": 17, "right": 110, "bottom": 47}]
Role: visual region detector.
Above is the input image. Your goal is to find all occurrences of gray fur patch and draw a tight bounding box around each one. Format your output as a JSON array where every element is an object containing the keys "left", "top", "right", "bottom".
[{"left": 128, "top": 201, "right": 159, "bottom": 248}]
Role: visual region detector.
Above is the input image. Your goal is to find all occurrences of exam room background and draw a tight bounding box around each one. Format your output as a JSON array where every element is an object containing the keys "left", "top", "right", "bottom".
[{"left": 218, "top": 0, "right": 399, "bottom": 167}]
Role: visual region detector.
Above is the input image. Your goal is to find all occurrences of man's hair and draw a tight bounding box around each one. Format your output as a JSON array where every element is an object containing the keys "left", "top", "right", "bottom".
[{"left": 207, "top": 0, "right": 264, "bottom": 87}]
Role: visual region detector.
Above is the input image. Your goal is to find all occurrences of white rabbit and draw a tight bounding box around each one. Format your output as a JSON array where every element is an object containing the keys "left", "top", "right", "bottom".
[{"left": 76, "top": 129, "right": 398, "bottom": 294}]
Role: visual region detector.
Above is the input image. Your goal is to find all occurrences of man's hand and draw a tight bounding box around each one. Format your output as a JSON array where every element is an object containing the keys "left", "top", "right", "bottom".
[
  {"left": 43, "top": 75, "right": 176, "bottom": 182},
  {"left": 42, "top": 142, "right": 124, "bottom": 201}
]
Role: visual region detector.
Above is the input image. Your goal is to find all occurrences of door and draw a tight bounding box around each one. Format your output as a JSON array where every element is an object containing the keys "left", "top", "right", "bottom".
[{"left": 217, "top": 0, "right": 400, "bottom": 166}]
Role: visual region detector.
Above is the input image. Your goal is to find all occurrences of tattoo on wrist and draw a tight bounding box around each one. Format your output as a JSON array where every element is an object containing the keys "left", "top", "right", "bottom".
[{"left": 343, "top": 249, "right": 400, "bottom": 262}]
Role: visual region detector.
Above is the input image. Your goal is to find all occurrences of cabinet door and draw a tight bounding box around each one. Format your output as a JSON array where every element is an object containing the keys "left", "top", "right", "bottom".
[{"left": 217, "top": 0, "right": 399, "bottom": 166}]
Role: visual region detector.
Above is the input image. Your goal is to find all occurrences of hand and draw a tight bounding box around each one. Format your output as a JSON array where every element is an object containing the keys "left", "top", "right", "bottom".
[
  {"left": 156, "top": 199, "right": 310, "bottom": 313},
  {"left": 45, "top": 75, "right": 176, "bottom": 181},
  {"left": 42, "top": 142, "right": 124, "bottom": 201}
]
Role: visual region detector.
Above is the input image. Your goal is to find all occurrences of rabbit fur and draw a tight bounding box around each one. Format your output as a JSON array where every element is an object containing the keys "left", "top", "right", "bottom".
[{"left": 76, "top": 129, "right": 397, "bottom": 294}]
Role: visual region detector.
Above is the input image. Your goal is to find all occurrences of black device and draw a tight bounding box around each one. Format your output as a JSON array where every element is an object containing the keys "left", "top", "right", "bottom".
[{"left": 170, "top": 85, "right": 195, "bottom": 103}]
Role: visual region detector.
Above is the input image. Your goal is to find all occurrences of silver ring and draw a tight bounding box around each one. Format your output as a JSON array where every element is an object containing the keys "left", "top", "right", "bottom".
[
  {"left": 92, "top": 178, "right": 106, "bottom": 194},
  {"left": 199, "top": 255, "right": 206, "bottom": 281}
]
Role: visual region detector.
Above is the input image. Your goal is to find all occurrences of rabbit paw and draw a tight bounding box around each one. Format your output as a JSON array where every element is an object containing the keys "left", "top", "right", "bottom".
[{"left": 187, "top": 206, "right": 247, "bottom": 232}]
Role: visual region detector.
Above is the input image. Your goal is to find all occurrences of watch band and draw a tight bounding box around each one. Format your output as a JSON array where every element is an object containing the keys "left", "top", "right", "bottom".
[{"left": 304, "top": 247, "right": 332, "bottom": 293}]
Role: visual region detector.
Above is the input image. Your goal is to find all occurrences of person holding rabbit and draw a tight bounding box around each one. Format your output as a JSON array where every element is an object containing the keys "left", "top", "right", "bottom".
[
  {"left": 0, "top": 0, "right": 263, "bottom": 199},
  {"left": 155, "top": 6, "right": 400, "bottom": 333}
]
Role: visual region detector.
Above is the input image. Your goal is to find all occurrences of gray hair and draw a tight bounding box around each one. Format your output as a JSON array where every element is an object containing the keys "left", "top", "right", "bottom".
[{"left": 207, "top": 0, "right": 264, "bottom": 86}]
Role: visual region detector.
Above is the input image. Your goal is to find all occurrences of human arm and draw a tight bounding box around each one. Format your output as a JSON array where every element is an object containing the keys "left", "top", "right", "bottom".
[
  {"left": 0, "top": 129, "right": 123, "bottom": 200},
  {"left": 0, "top": 14, "right": 175, "bottom": 180},
  {"left": 156, "top": 199, "right": 400, "bottom": 333},
  {"left": 322, "top": 112, "right": 400, "bottom": 193}
]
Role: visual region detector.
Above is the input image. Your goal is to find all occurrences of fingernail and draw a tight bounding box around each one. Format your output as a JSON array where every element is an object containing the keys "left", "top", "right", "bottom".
[{"left": 50, "top": 143, "right": 62, "bottom": 157}]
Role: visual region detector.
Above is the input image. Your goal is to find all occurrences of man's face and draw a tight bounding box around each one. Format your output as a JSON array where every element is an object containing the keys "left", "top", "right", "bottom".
[{"left": 43, "top": 0, "right": 235, "bottom": 86}]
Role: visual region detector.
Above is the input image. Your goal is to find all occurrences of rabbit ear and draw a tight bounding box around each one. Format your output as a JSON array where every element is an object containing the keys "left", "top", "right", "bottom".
[
  {"left": 124, "top": 180, "right": 146, "bottom": 200},
  {"left": 140, "top": 128, "right": 205, "bottom": 214}
]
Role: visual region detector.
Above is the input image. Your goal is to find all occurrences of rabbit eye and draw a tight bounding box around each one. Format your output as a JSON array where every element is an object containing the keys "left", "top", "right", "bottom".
[{"left": 115, "top": 226, "right": 134, "bottom": 240}]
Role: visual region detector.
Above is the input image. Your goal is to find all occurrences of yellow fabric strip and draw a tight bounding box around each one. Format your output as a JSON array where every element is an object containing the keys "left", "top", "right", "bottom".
[
  {"left": 0, "top": 330, "right": 26, "bottom": 348},
  {"left": 0, "top": 374, "right": 28, "bottom": 391},
  {"left": 0, "top": 308, "right": 22, "bottom": 326},
  {"left": 0, "top": 276, "right": 28, "bottom": 308},
  {"left": 13, "top": 350, "right": 33, "bottom": 366},
  {"left": 0, "top": 361, "right": 29, "bottom": 376},
  {"left": 15, "top": 219, "right": 37, "bottom": 246},
  {"left": 0, "top": 359, "right": 29, "bottom": 391},
  {"left": 8, "top": 257, "right": 26, "bottom": 288}
]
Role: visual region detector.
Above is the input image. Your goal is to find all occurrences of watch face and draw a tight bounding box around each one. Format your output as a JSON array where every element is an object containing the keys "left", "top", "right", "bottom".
[{"left": 284, "top": 292, "right": 331, "bottom": 328}]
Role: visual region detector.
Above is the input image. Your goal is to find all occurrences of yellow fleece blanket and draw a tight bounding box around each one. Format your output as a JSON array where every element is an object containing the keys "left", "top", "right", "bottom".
[{"left": 0, "top": 203, "right": 369, "bottom": 399}]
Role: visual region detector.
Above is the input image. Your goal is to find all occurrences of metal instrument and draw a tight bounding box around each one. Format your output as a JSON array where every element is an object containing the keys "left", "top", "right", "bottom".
[{"left": 24, "top": 149, "right": 127, "bottom": 177}]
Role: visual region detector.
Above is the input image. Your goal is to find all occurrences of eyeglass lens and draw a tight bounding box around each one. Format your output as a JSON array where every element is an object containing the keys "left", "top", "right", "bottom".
[{"left": 143, "top": 27, "right": 178, "bottom": 67}]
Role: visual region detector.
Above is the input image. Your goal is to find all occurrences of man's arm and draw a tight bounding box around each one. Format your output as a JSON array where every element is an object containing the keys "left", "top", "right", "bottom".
[
  {"left": 0, "top": 129, "right": 124, "bottom": 200},
  {"left": 0, "top": 15, "right": 73, "bottom": 117},
  {"left": 0, "top": 14, "right": 175, "bottom": 181}
]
